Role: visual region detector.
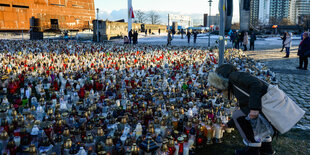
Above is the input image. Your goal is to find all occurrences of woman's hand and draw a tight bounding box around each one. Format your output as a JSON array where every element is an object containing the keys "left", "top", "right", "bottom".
[{"left": 249, "top": 110, "right": 259, "bottom": 119}]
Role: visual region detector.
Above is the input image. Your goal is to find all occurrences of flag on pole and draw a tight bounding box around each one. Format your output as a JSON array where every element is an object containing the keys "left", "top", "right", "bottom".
[{"left": 129, "top": 7, "right": 135, "bottom": 18}]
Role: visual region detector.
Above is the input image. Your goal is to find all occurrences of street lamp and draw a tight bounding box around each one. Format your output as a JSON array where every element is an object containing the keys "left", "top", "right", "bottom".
[
  {"left": 208, "top": 0, "right": 213, "bottom": 47},
  {"left": 218, "top": 0, "right": 225, "bottom": 66},
  {"left": 96, "top": 8, "right": 99, "bottom": 42}
]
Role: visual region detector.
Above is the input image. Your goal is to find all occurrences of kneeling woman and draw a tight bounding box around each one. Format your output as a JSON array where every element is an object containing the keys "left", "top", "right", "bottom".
[{"left": 208, "top": 64, "right": 275, "bottom": 155}]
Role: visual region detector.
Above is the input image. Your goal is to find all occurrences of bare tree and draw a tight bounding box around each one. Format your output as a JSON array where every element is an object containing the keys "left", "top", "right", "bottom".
[
  {"left": 231, "top": 23, "right": 240, "bottom": 30},
  {"left": 269, "top": 17, "right": 277, "bottom": 25},
  {"left": 134, "top": 10, "right": 147, "bottom": 23},
  {"left": 148, "top": 11, "right": 161, "bottom": 25},
  {"left": 279, "top": 18, "right": 292, "bottom": 25}
]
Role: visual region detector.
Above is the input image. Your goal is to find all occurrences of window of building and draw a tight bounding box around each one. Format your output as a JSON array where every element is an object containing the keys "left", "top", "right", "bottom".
[
  {"left": 12, "top": 5, "right": 29, "bottom": 9},
  {"left": 0, "top": 3, "right": 10, "bottom": 7},
  {"left": 50, "top": 4, "right": 65, "bottom": 7}
]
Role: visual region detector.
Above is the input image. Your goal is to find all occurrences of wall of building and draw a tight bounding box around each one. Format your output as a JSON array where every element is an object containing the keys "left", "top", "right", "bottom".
[
  {"left": 290, "top": 0, "right": 310, "bottom": 24},
  {"left": 0, "top": 0, "right": 95, "bottom": 31},
  {"left": 250, "top": 0, "right": 260, "bottom": 28},
  {"left": 192, "top": 19, "right": 203, "bottom": 27},
  {"left": 203, "top": 14, "right": 208, "bottom": 27},
  {"left": 258, "top": 0, "right": 270, "bottom": 25},
  {"left": 169, "top": 14, "right": 191, "bottom": 28},
  {"left": 93, "top": 20, "right": 167, "bottom": 41},
  {"left": 207, "top": 14, "right": 220, "bottom": 27},
  {"left": 269, "top": 0, "right": 290, "bottom": 24}
]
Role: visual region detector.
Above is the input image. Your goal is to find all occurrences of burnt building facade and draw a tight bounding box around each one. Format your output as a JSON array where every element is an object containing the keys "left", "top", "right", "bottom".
[{"left": 0, "top": 0, "right": 95, "bottom": 31}]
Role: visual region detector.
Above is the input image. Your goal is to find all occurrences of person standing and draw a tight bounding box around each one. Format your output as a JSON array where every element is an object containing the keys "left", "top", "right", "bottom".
[
  {"left": 193, "top": 31, "right": 198, "bottom": 44},
  {"left": 133, "top": 30, "right": 138, "bottom": 44},
  {"left": 297, "top": 32, "right": 310, "bottom": 70},
  {"left": 208, "top": 64, "right": 275, "bottom": 155},
  {"left": 181, "top": 29, "right": 184, "bottom": 39},
  {"left": 283, "top": 32, "right": 292, "bottom": 58},
  {"left": 149, "top": 29, "right": 151, "bottom": 35},
  {"left": 145, "top": 29, "right": 147, "bottom": 36},
  {"left": 239, "top": 32, "right": 244, "bottom": 48},
  {"left": 235, "top": 31, "right": 240, "bottom": 49},
  {"left": 187, "top": 31, "right": 191, "bottom": 44},
  {"left": 167, "top": 31, "right": 172, "bottom": 46},
  {"left": 243, "top": 32, "right": 249, "bottom": 51},
  {"left": 172, "top": 29, "right": 176, "bottom": 39},
  {"left": 231, "top": 31, "right": 236, "bottom": 48},
  {"left": 158, "top": 29, "right": 161, "bottom": 35},
  {"left": 129, "top": 29, "right": 133, "bottom": 44},
  {"left": 280, "top": 32, "right": 287, "bottom": 52},
  {"left": 250, "top": 32, "right": 256, "bottom": 50},
  {"left": 64, "top": 31, "right": 69, "bottom": 42},
  {"left": 135, "top": 31, "right": 139, "bottom": 44}
]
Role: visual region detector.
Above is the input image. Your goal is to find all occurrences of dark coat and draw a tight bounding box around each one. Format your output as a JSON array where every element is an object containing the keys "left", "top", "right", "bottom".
[
  {"left": 133, "top": 32, "right": 138, "bottom": 44},
  {"left": 250, "top": 34, "right": 256, "bottom": 43},
  {"left": 186, "top": 32, "right": 191, "bottom": 38},
  {"left": 214, "top": 64, "right": 268, "bottom": 115},
  {"left": 235, "top": 34, "right": 239, "bottom": 43},
  {"left": 297, "top": 37, "right": 310, "bottom": 56},
  {"left": 129, "top": 30, "right": 133, "bottom": 38},
  {"left": 193, "top": 32, "right": 198, "bottom": 39},
  {"left": 228, "top": 72, "right": 268, "bottom": 114},
  {"left": 239, "top": 33, "right": 244, "bottom": 42},
  {"left": 230, "top": 33, "right": 236, "bottom": 42},
  {"left": 281, "top": 33, "right": 287, "bottom": 44}
]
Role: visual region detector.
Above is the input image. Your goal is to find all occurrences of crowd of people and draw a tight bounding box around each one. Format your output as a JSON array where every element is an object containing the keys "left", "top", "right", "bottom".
[
  {"left": 229, "top": 31, "right": 256, "bottom": 51},
  {"left": 126, "top": 30, "right": 139, "bottom": 45},
  {"left": 279, "top": 31, "right": 310, "bottom": 70},
  {"left": 0, "top": 39, "right": 280, "bottom": 154},
  {"left": 229, "top": 30, "right": 310, "bottom": 70}
]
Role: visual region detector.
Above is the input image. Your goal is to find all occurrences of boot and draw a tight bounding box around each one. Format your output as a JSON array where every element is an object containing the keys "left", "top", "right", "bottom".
[
  {"left": 235, "top": 142, "right": 261, "bottom": 155},
  {"left": 260, "top": 137, "right": 275, "bottom": 155}
]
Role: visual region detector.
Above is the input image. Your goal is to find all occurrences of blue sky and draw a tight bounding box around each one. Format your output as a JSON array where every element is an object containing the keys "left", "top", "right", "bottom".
[{"left": 94, "top": 0, "right": 240, "bottom": 23}]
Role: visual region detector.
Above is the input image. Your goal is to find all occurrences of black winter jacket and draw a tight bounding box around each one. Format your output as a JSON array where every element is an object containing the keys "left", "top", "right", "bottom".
[
  {"left": 297, "top": 37, "right": 310, "bottom": 56},
  {"left": 228, "top": 71, "right": 268, "bottom": 115}
]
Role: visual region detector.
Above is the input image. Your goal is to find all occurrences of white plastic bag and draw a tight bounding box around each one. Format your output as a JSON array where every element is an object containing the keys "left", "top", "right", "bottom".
[{"left": 246, "top": 114, "right": 274, "bottom": 142}]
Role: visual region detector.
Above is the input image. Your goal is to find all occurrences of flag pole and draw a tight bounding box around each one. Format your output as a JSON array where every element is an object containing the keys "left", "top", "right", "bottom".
[{"left": 128, "top": 0, "right": 132, "bottom": 34}]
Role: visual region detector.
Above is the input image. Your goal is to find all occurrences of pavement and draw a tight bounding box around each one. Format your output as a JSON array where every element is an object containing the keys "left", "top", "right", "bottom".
[{"left": 246, "top": 46, "right": 310, "bottom": 130}]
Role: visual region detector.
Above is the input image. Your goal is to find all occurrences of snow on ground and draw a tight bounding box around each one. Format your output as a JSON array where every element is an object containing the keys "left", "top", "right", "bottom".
[
  {"left": 111, "top": 34, "right": 302, "bottom": 50},
  {"left": 0, "top": 32, "right": 303, "bottom": 51}
]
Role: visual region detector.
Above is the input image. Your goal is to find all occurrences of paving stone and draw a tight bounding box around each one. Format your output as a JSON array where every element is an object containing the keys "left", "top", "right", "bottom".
[
  {"left": 297, "top": 99, "right": 305, "bottom": 103},
  {"left": 247, "top": 48, "right": 310, "bottom": 130},
  {"left": 304, "top": 105, "right": 310, "bottom": 108}
]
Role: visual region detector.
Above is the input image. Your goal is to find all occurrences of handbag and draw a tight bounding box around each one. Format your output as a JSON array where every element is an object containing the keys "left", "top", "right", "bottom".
[{"left": 234, "top": 84, "right": 305, "bottom": 134}]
